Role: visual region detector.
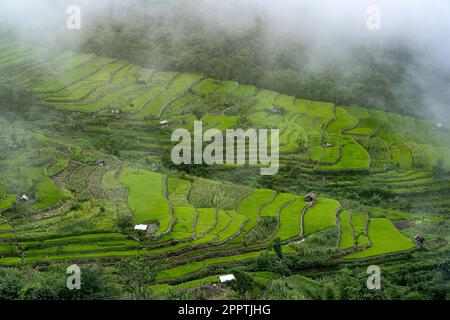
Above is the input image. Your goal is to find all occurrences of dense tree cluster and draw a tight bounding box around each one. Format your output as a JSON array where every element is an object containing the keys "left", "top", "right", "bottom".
[
  {"left": 69, "top": 0, "right": 440, "bottom": 118},
  {"left": 0, "top": 266, "right": 120, "bottom": 300}
]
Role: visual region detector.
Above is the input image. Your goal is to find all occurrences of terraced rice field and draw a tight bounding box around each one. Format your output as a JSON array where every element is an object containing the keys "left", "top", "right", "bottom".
[
  {"left": 276, "top": 197, "right": 307, "bottom": 240},
  {"left": 2, "top": 40, "right": 447, "bottom": 176},
  {"left": 303, "top": 198, "right": 340, "bottom": 235},
  {"left": 118, "top": 169, "right": 171, "bottom": 230},
  {"left": 339, "top": 211, "right": 369, "bottom": 250},
  {"left": 32, "top": 178, "right": 64, "bottom": 210},
  {"left": 345, "top": 218, "right": 416, "bottom": 259},
  {"left": 1, "top": 39, "right": 445, "bottom": 288}
]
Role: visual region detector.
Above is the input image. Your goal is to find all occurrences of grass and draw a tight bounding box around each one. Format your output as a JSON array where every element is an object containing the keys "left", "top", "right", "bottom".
[
  {"left": 118, "top": 168, "right": 171, "bottom": 231},
  {"left": 32, "top": 178, "right": 63, "bottom": 210},
  {"left": 234, "top": 85, "right": 257, "bottom": 97},
  {"left": 339, "top": 210, "right": 354, "bottom": 250},
  {"left": 345, "top": 218, "right": 416, "bottom": 259},
  {"left": 367, "top": 207, "right": 408, "bottom": 221},
  {"left": 168, "top": 178, "right": 191, "bottom": 206},
  {"left": 215, "top": 81, "right": 239, "bottom": 94},
  {"left": 33, "top": 56, "right": 113, "bottom": 92},
  {"left": 194, "top": 208, "right": 216, "bottom": 236},
  {"left": 320, "top": 137, "right": 341, "bottom": 163},
  {"left": 189, "top": 178, "right": 251, "bottom": 210},
  {"left": 368, "top": 109, "right": 388, "bottom": 123},
  {"left": 47, "top": 159, "right": 69, "bottom": 176},
  {"left": 131, "top": 73, "right": 203, "bottom": 119},
  {"left": 0, "top": 224, "right": 12, "bottom": 231},
  {"left": 24, "top": 239, "right": 140, "bottom": 257},
  {"left": 308, "top": 101, "right": 335, "bottom": 121},
  {"left": 248, "top": 111, "right": 282, "bottom": 128},
  {"left": 260, "top": 193, "right": 295, "bottom": 217},
  {"left": 192, "top": 79, "right": 219, "bottom": 95},
  {"left": 202, "top": 114, "right": 238, "bottom": 131},
  {"left": 344, "top": 106, "right": 370, "bottom": 119},
  {"left": 22, "top": 249, "right": 150, "bottom": 263},
  {"left": 49, "top": 66, "right": 146, "bottom": 112},
  {"left": 253, "top": 90, "right": 278, "bottom": 110},
  {"left": 303, "top": 198, "right": 340, "bottom": 235},
  {"left": 0, "top": 257, "right": 22, "bottom": 265},
  {"left": 127, "top": 71, "right": 178, "bottom": 111},
  {"left": 26, "top": 233, "right": 129, "bottom": 246},
  {"left": 156, "top": 250, "right": 264, "bottom": 281},
  {"left": 171, "top": 206, "right": 196, "bottom": 239},
  {"left": 213, "top": 210, "right": 232, "bottom": 235},
  {"left": 391, "top": 144, "right": 413, "bottom": 168},
  {"left": 403, "top": 116, "right": 416, "bottom": 128},
  {"left": 149, "top": 275, "right": 222, "bottom": 294},
  {"left": 334, "top": 136, "right": 370, "bottom": 169},
  {"left": 235, "top": 189, "right": 276, "bottom": 239},
  {"left": 279, "top": 118, "right": 308, "bottom": 152},
  {"left": 156, "top": 261, "right": 204, "bottom": 280},
  {"left": 102, "top": 169, "right": 123, "bottom": 189},
  {"left": 43, "top": 62, "right": 125, "bottom": 101},
  {"left": 317, "top": 136, "right": 370, "bottom": 171},
  {"left": 275, "top": 94, "right": 295, "bottom": 110},
  {"left": 0, "top": 243, "right": 16, "bottom": 255},
  {"left": 328, "top": 107, "right": 358, "bottom": 134},
  {"left": 346, "top": 118, "right": 380, "bottom": 135},
  {"left": 276, "top": 197, "right": 307, "bottom": 240},
  {"left": 215, "top": 211, "right": 247, "bottom": 242},
  {"left": 0, "top": 194, "right": 16, "bottom": 210},
  {"left": 0, "top": 232, "right": 13, "bottom": 239},
  {"left": 339, "top": 211, "right": 369, "bottom": 250}
]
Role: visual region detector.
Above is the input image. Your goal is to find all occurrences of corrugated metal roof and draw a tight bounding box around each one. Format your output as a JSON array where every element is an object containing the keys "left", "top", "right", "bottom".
[{"left": 219, "top": 274, "right": 236, "bottom": 283}]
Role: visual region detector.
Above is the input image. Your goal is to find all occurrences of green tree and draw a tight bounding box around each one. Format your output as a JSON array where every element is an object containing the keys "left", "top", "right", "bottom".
[
  {"left": 0, "top": 277, "right": 21, "bottom": 300},
  {"left": 117, "top": 211, "right": 135, "bottom": 232},
  {"left": 433, "top": 157, "right": 447, "bottom": 176},
  {"left": 20, "top": 284, "right": 58, "bottom": 300},
  {"left": 59, "top": 265, "right": 120, "bottom": 300},
  {"left": 229, "top": 269, "right": 255, "bottom": 298},
  {"left": 270, "top": 237, "right": 283, "bottom": 259},
  {"left": 117, "top": 256, "right": 156, "bottom": 299},
  {"left": 256, "top": 252, "right": 275, "bottom": 271}
]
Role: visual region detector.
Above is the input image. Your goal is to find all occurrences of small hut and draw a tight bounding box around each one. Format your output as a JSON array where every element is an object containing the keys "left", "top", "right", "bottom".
[
  {"left": 304, "top": 192, "right": 317, "bottom": 203},
  {"left": 134, "top": 224, "right": 149, "bottom": 231},
  {"left": 134, "top": 224, "right": 149, "bottom": 235},
  {"left": 219, "top": 274, "right": 236, "bottom": 285},
  {"left": 19, "top": 194, "right": 30, "bottom": 202},
  {"left": 95, "top": 160, "right": 107, "bottom": 167},
  {"left": 159, "top": 120, "right": 169, "bottom": 128}
]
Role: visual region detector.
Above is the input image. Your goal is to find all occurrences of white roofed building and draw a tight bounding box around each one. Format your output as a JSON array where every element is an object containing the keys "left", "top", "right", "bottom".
[
  {"left": 219, "top": 274, "right": 236, "bottom": 284},
  {"left": 134, "top": 224, "right": 149, "bottom": 232}
]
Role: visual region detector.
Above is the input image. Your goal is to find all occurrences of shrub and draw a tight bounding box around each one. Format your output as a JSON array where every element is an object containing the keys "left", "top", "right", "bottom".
[{"left": 117, "top": 211, "right": 135, "bottom": 232}]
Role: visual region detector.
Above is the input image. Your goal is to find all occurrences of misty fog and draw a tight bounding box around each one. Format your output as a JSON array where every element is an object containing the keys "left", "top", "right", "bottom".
[{"left": 0, "top": 0, "right": 449, "bottom": 120}]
